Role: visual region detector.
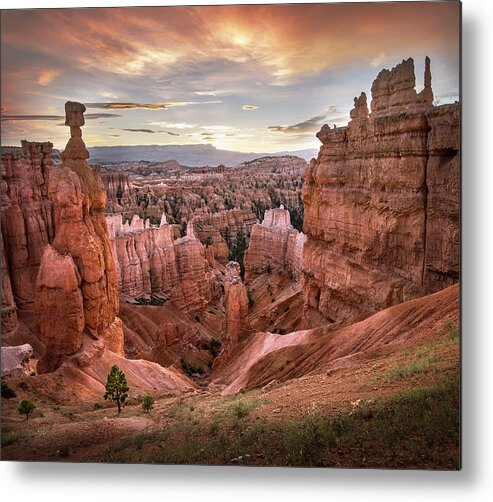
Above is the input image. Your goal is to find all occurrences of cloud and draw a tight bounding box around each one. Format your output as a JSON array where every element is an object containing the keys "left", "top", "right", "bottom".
[
  {"left": 86, "top": 113, "right": 123, "bottom": 119},
  {"left": 370, "top": 52, "right": 386, "bottom": 68},
  {"left": 122, "top": 128, "right": 159, "bottom": 133},
  {"left": 268, "top": 112, "right": 329, "bottom": 134},
  {"left": 195, "top": 90, "right": 232, "bottom": 96},
  {"left": 1, "top": 113, "right": 122, "bottom": 122},
  {"left": 242, "top": 105, "right": 258, "bottom": 110},
  {"left": 110, "top": 134, "right": 121, "bottom": 137},
  {"left": 200, "top": 125, "right": 235, "bottom": 132},
  {"left": 37, "top": 69, "right": 61, "bottom": 86},
  {"left": 86, "top": 100, "right": 222, "bottom": 111},
  {"left": 121, "top": 128, "right": 180, "bottom": 135},
  {"left": 87, "top": 102, "right": 167, "bottom": 110},
  {"left": 1, "top": 114, "right": 64, "bottom": 122},
  {"left": 268, "top": 106, "right": 347, "bottom": 134},
  {"left": 149, "top": 121, "right": 196, "bottom": 129}
]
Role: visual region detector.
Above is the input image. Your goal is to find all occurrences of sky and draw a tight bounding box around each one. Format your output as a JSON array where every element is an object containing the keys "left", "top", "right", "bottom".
[{"left": 1, "top": 2, "right": 460, "bottom": 153}]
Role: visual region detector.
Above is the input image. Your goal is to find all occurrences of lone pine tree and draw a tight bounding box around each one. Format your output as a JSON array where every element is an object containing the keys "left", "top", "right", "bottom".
[{"left": 104, "top": 364, "right": 129, "bottom": 414}]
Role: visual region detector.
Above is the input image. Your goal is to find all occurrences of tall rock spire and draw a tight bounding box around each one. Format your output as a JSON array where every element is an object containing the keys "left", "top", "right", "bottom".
[{"left": 61, "top": 101, "right": 89, "bottom": 161}]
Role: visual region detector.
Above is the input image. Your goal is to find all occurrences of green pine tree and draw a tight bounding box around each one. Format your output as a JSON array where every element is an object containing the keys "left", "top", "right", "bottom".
[
  {"left": 18, "top": 398, "right": 35, "bottom": 419},
  {"left": 142, "top": 394, "right": 154, "bottom": 414},
  {"left": 103, "top": 365, "right": 129, "bottom": 415}
]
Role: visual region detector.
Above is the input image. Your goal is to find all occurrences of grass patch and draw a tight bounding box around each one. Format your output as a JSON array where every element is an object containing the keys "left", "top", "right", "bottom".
[
  {"left": 109, "top": 430, "right": 170, "bottom": 456},
  {"left": 384, "top": 354, "right": 437, "bottom": 382},
  {"left": 104, "top": 377, "right": 459, "bottom": 469},
  {"left": 1, "top": 430, "right": 29, "bottom": 447}
]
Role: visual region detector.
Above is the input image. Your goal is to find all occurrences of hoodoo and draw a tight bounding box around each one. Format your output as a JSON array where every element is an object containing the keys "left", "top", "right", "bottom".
[
  {"left": 244, "top": 206, "right": 306, "bottom": 283},
  {"left": 34, "top": 102, "right": 122, "bottom": 372},
  {"left": 302, "top": 58, "right": 459, "bottom": 327}
]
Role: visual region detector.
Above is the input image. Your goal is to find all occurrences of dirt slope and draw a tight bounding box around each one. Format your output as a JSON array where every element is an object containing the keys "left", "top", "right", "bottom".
[{"left": 213, "top": 284, "right": 459, "bottom": 394}]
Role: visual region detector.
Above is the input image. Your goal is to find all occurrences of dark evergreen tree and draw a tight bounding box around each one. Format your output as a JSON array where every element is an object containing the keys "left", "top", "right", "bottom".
[{"left": 103, "top": 365, "right": 129, "bottom": 415}]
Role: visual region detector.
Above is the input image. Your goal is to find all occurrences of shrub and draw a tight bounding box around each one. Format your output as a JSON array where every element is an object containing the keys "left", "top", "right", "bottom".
[
  {"left": 18, "top": 398, "right": 36, "bottom": 419},
  {"left": 103, "top": 364, "right": 129, "bottom": 414},
  {"left": 142, "top": 394, "right": 155, "bottom": 414},
  {"left": 1, "top": 380, "right": 17, "bottom": 399},
  {"left": 181, "top": 357, "right": 205, "bottom": 377},
  {"left": 202, "top": 339, "right": 222, "bottom": 358}
]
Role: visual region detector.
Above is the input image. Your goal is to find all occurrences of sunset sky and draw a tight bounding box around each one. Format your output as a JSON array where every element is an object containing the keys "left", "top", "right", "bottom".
[{"left": 1, "top": 2, "right": 460, "bottom": 152}]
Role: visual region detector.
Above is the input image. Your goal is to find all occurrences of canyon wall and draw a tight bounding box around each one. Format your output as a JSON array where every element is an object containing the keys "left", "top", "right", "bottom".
[
  {"left": 1, "top": 142, "right": 55, "bottom": 312},
  {"left": 191, "top": 208, "right": 257, "bottom": 264},
  {"left": 99, "top": 172, "right": 132, "bottom": 212},
  {"left": 302, "top": 57, "right": 459, "bottom": 326},
  {"left": 244, "top": 206, "right": 306, "bottom": 283},
  {"left": 108, "top": 215, "right": 215, "bottom": 313}
]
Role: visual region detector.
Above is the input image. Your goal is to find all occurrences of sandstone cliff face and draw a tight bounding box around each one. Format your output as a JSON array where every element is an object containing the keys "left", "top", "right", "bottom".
[
  {"left": 1, "top": 142, "right": 54, "bottom": 311},
  {"left": 302, "top": 58, "right": 459, "bottom": 326},
  {"left": 1, "top": 228, "right": 18, "bottom": 335},
  {"left": 34, "top": 102, "right": 123, "bottom": 373},
  {"left": 100, "top": 172, "right": 132, "bottom": 212},
  {"left": 108, "top": 215, "right": 213, "bottom": 313},
  {"left": 244, "top": 206, "right": 306, "bottom": 283},
  {"left": 191, "top": 208, "right": 257, "bottom": 264},
  {"left": 222, "top": 261, "right": 251, "bottom": 344}
]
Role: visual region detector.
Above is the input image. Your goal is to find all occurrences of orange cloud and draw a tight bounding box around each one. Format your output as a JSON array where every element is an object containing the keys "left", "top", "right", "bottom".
[{"left": 37, "top": 69, "right": 61, "bottom": 86}]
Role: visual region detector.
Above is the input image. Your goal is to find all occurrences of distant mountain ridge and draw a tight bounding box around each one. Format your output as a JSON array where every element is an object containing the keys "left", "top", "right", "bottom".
[{"left": 87, "top": 144, "right": 318, "bottom": 166}]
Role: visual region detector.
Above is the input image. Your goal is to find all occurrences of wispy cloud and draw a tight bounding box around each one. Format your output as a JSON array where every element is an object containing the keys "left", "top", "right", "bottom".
[
  {"left": 122, "top": 128, "right": 158, "bottom": 133},
  {"left": 86, "top": 100, "right": 222, "bottom": 110},
  {"left": 370, "top": 52, "right": 387, "bottom": 68},
  {"left": 37, "top": 69, "right": 61, "bottom": 86},
  {"left": 195, "top": 90, "right": 232, "bottom": 96},
  {"left": 121, "top": 128, "right": 180, "bottom": 136},
  {"left": 87, "top": 102, "right": 167, "bottom": 110},
  {"left": 148, "top": 121, "right": 196, "bottom": 129},
  {"left": 1, "top": 113, "right": 122, "bottom": 122},
  {"left": 268, "top": 107, "right": 344, "bottom": 134}
]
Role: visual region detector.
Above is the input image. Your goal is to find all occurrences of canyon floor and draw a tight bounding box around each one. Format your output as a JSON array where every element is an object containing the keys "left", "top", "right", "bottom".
[{"left": 1, "top": 287, "right": 460, "bottom": 469}]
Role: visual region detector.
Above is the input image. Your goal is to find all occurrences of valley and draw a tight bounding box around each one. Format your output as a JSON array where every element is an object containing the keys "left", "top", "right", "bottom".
[{"left": 1, "top": 57, "right": 460, "bottom": 469}]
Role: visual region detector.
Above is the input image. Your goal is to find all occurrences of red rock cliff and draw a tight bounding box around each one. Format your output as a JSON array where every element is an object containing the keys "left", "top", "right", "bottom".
[
  {"left": 244, "top": 205, "right": 306, "bottom": 283},
  {"left": 1, "top": 142, "right": 55, "bottom": 312},
  {"left": 108, "top": 215, "right": 215, "bottom": 314},
  {"left": 302, "top": 57, "right": 459, "bottom": 327}
]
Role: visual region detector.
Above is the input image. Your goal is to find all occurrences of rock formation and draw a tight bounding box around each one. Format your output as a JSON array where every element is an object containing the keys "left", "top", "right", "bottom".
[
  {"left": 108, "top": 214, "right": 214, "bottom": 313},
  {"left": 302, "top": 57, "right": 459, "bottom": 326},
  {"left": 244, "top": 206, "right": 306, "bottom": 283},
  {"left": 100, "top": 172, "right": 132, "bottom": 211},
  {"left": 1, "top": 343, "right": 35, "bottom": 378},
  {"left": 34, "top": 101, "right": 123, "bottom": 373},
  {"left": 173, "top": 221, "right": 214, "bottom": 312},
  {"left": 1, "top": 228, "right": 18, "bottom": 335},
  {"left": 1, "top": 141, "right": 54, "bottom": 310},
  {"left": 191, "top": 208, "right": 257, "bottom": 264},
  {"left": 222, "top": 261, "right": 251, "bottom": 344}
]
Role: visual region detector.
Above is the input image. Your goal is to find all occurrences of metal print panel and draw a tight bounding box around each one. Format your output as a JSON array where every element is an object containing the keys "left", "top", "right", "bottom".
[{"left": 0, "top": 1, "right": 460, "bottom": 469}]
